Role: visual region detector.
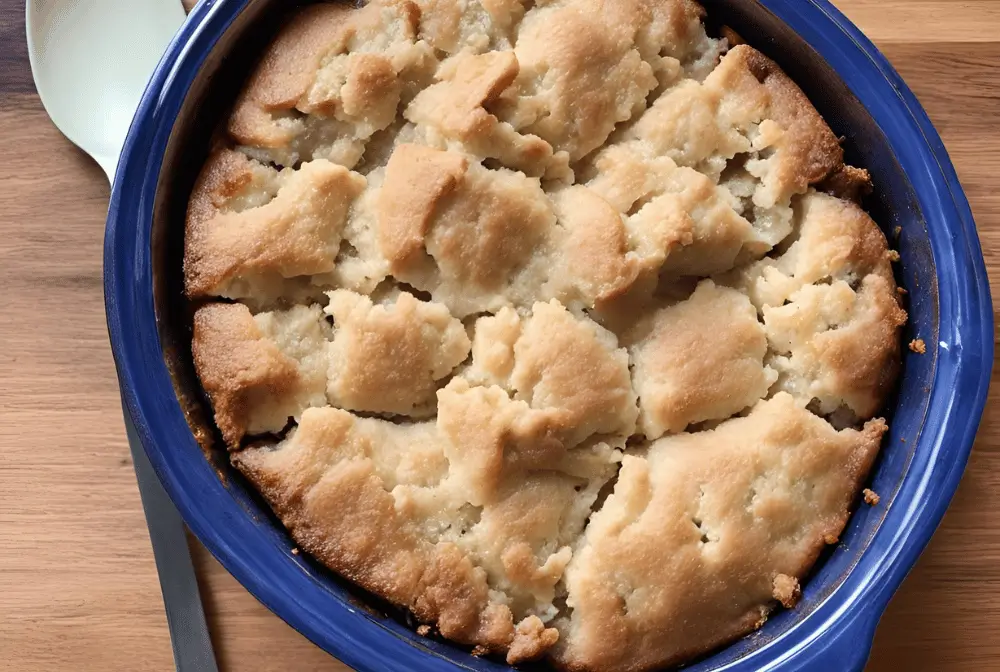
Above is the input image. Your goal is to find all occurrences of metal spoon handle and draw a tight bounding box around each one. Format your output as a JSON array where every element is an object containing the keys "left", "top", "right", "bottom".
[{"left": 122, "top": 400, "right": 219, "bottom": 672}]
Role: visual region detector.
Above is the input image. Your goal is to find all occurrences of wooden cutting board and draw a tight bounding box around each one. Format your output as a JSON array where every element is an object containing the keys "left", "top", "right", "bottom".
[{"left": 1, "top": 1, "right": 997, "bottom": 670}]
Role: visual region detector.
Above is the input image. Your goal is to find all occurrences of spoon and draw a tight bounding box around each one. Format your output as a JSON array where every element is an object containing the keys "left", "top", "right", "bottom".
[
  {"left": 26, "top": 2, "right": 218, "bottom": 670},
  {"left": 26, "top": 0, "right": 186, "bottom": 178}
]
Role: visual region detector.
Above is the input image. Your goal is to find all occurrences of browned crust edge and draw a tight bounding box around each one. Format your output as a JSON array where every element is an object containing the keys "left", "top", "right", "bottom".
[
  {"left": 229, "top": 448, "right": 521, "bottom": 653},
  {"left": 184, "top": 149, "right": 257, "bottom": 298},
  {"left": 191, "top": 301, "right": 301, "bottom": 448},
  {"left": 731, "top": 44, "right": 845, "bottom": 193}
]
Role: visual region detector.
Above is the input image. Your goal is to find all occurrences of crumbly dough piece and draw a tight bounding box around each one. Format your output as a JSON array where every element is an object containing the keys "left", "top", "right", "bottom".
[
  {"left": 463, "top": 307, "right": 522, "bottom": 388},
  {"left": 491, "top": 0, "right": 717, "bottom": 160},
  {"left": 499, "top": 301, "right": 638, "bottom": 445},
  {"left": 630, "top": 280, "right": 777, "bottom": 439},
  {"left": 325, "top": 289, "right": 470, "bottom": 417},
  {"left": 772, "top": 573, "right": 801, "bottom": 609},
  {"left": 632, "top": 158, "right": 755, "bottom": 277},
  {"left": 376, "top": 144, "right": 554, "bottom": 316},
  {"left": 456, "top": 470, "right": 606, "bottom": 621},
  {"left": 229, "top": 0, "right": 435, "bottom": 168},
  {"left": 735, "top": 190, "right": 898, "bottom": 309},
  {"left": 437, "top": 378, "right": 621, "bottom": 505},
  {"left": 438, "top": 380, "right": 563, "bottom": 506},
  {"left": 185, "top": 150, "right": 365, "bottom": 302},
  {"left": 543, "top": 186, "right": 646, "bottom": 311},
  {"left": 585, "top": 147, "right": 756, "bottom": 287},
  {"left": 733, "top": 191, "right": 906, "bottom": 418},
  {"left": 764, "top": 276, "right": 906, "bottom": 419},
  {"left": 553, "top": 393, "right": 887, "bottom": 672},
  {"left": 587, "top": 44, "right": 844, "bottom": 262},
  {"left": 489, "top": 2, "right": 654, "bottom": 161},
  {"left": 191, "top": 303, "right": 329, "bottom": 447},
  {"left": 412, "top": 0, "right": 528, "bottom": 54},
  {"left": 708, "top": 45, "right": 844, "bottom": 208},
  {"left": 405, "top": 50, "right": 569, "bottom": 178},
  {"left": 310, "top": 167, "right": 392, "bottom": 295}
]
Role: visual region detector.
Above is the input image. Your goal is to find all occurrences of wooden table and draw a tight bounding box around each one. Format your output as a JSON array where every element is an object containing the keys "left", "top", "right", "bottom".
[{"left": 2, "top": 1, "right": 998, "bottom": 670}]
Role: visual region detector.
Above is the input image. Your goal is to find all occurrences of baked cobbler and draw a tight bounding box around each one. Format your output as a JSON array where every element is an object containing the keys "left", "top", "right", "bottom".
[{"left": 184, "top": 1, "right": 905, "bottom": 669}]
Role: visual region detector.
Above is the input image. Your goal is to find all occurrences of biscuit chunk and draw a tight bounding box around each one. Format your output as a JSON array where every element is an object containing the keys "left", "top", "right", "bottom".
[
  {"left": 491, "top": 0, "right": 716, "bottom": 160},
  {"left": 185, "top": 151, "right": 365, "bottom": 303},
  {"left": 733, "top": 191, "right": 906, "bottom": 418},
  {"left": 325, "top": 289, "right": 470, "bottom": 417},
  {"left": 191, "top": 303, "right": 330, "bottom": 447},
  {"left": 509, "top": 301, "right": 638, "bottom": 445},
  {"left": 229, "top": 0, "right": 435, "bottom": 168},
  {"left": 376, "top": 144, "right": 554, "bottom": 316},
  {"left": 405, "top": 51, "right": 567, "bottom": 178},
  {"left": 458, "top": 301, "right": 638, "bottom": 446},
  {"left": 764, "top": 275, "right": 906, "bottom": 419},
  {"left": 736, "top": 190, "right": 897, "bottom": 309},
  {"left": 543, "top": 186, "right": 645, "bottom": 310},
  {"left": 630, "top": 280, "right": 777, "bottom": 439}
]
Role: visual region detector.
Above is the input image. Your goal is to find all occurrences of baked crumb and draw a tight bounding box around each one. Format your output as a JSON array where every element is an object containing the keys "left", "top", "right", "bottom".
[
  {"left": 909, "top": 338, "right": 927, "bottom": 354},
  {"left": 185, "top": 0, "right": 906, "bottom": 668},
  {"left": 753, "top": 610, "right": 769, "bottom": 630},
  {"left": 507, "top": 616, "right": 560, "bottom": 664},
  {"left": 894, "top": 225, "right": 902, "bottom": 238},
  {"left": 863, "top": 488, "right": 881, "bottom": 505},
  {"left": 772, "top": 574, "right": 801, "bottom": 609}
]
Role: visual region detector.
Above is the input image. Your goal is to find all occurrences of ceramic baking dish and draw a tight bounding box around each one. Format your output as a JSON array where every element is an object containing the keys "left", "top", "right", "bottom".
[{"left": 104, "top": 0, "right": 994, "bottom": 669}]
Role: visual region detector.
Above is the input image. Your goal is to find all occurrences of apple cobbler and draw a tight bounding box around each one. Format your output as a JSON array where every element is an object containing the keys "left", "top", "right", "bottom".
[{"left": 184, "top": 1, "right": 905, "bottom": 669}]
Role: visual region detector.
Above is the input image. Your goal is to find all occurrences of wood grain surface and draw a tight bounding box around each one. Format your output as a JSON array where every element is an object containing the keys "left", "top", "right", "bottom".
[{"left": 1, "top": 1, "right": 997, "bottom": 670}]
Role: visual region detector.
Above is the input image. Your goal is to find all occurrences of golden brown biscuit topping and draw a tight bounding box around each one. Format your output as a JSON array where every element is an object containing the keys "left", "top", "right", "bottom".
[{"left": 184, "top": 1, "right": 905, "bottom": 668}]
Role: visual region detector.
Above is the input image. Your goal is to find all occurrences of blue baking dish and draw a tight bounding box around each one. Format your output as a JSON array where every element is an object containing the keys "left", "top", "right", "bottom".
[{"left": 104, "top": 0, "right": 994, "bottom": 669}]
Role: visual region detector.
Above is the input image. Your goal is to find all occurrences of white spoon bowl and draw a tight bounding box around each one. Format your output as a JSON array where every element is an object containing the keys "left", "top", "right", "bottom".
[{"left": 26, "top": 0, "right": 186, "bottom": 179}]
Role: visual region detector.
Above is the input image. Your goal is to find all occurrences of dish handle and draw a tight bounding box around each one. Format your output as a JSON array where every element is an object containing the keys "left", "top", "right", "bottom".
[{"left": 772, "top": 607, "right": 882, "bottom": 671}]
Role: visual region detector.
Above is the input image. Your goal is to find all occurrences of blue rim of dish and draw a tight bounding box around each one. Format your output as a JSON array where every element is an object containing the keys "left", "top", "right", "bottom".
[{"left": 104, "top": 1, "right": 993, "bottom": 670}]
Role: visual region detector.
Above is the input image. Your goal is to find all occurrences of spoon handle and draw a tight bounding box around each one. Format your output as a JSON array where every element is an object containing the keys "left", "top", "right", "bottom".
[{"left": 123, "top": 399, "right": 219, "bottom": 672}]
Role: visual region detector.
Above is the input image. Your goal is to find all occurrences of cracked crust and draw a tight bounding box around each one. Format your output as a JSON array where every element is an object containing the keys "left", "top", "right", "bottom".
[
  {"left": 191, "top": 302, "right": 329, "bottom": 447},
  {"left": 184, "top": 150, "right": 366, "bottom": 301},
  {"left": 630, "top": 280, "right": 777, "bottom": 439},
  {"left": 324, "top": 289, "right": 471, "bottom": 417},
  {"left": 732, "top": 190, "right": 906, "bottom": 418},
  {"left": 726, "top": 44, "right": 844, "bottom": 203},
  {"left": 405, "top": 50, "right": 566, "bottom": 178},
  {"left": 184, "top": 0, "right": 905, "bottom": 667},
  {"left": 552, "top": 393, "right": 887, "bottom": 672},
  {"left": 228, "top": 0, "right": 432, "bottom": 168},
  {"left": 231, "top": 406, "right": 519, "bottom": 651},
  {"left": 491, "top": 0, "right": 715, "bottom": 160},
  {"left": 376, "top": 143, "right": 554, "bottom": 317}
]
